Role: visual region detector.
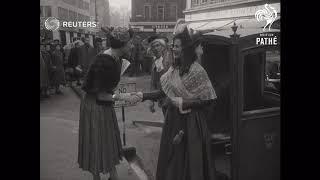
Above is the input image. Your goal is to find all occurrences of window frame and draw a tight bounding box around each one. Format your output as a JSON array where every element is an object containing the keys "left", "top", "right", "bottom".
[
  {"left": 144, "top": 5, "right": 151, "bottom": 21},
  {"left": 157, "top": 5, "right": 165, "bottom": 21},
  {"left": 171, "top": 5, "right": 177, "bottom": 20}
]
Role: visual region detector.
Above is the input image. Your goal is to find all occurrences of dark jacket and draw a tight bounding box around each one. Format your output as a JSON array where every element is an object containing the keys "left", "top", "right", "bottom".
[
  {"left": 82, "top": 54, "right": 122, "bottom": 94},
  {"left": 79, "top": 44, "right": 96, "bottom": 73},
  {"left": 68, "top": 47, "right": 80, "bottom": 68}
]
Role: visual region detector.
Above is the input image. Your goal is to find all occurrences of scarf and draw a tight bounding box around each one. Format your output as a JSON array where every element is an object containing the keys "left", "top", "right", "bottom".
[{"left": 160, "top": 62, "right": 217, "bottom": 113}]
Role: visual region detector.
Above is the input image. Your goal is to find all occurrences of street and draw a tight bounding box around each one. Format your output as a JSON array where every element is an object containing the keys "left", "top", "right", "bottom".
[{"left": 40, "top": 76, "right": 164, "bottom": 180}]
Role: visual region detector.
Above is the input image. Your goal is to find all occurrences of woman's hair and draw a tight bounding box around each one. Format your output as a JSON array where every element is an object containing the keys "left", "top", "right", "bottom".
[
  {"left": 172, "top": 35, "right": 197, "bottom": 76},
  {"left": 109, "top": 29, "right": 134, "bottom": 49},
  {"left": 110, "top": 36, "right": 126, "bottom": 49},
  {"left": 82, "top": 54, "right": 120, "bottom": 93}
]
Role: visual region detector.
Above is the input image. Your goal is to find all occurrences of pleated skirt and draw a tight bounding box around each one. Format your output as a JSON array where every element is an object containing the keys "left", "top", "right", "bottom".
[{"left": 78, "top": 94, "right": 123, "bottom": 175}]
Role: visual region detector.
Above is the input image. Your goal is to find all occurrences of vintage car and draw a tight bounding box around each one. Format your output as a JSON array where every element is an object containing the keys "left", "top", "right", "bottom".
[{"left": 195, "top": 24, "right": 280, "bottom": 180}]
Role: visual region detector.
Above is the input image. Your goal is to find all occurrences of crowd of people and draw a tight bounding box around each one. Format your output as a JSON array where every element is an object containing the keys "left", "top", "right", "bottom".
[
  {"left": 40, "top": 36, "right": 107, "bottom": 100},
  {"left": 40, "top": 31, "right": 163, "bottom": 100}
]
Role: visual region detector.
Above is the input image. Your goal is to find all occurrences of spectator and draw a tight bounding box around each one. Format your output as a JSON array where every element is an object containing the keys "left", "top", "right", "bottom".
[
  {"left": 68, "top": 40, "right": 83, "bottom": 86},
  {"left": 147, "top": 35, "right": 173, "bottom": 115},
  {"left": 94, "top": 37, "right": 103, "bottom": 55},
  {"left": 40, "top": 47, "right": 49, "bottom": 98},
  {"left": 79, "top": 37, "right": 96, "bottom": 74},
  {"left": 53, "top": 39, "right": 66, "bottom": 66},
  {"left": 50, "top": 43, "right": 66, "bottom": 94},
  {"left": 63, "top": 42, "right": 74, "bottom": 65},
  {"left": 40, "top": 41, "right": 53, "bottom": 97}
]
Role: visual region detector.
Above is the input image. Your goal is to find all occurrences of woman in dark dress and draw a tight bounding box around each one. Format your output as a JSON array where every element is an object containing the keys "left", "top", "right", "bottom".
[
  {"left": 78, "top": 27, "right": 133, "bottom": 180},
  {"left": 133, "top": 27, "right": 218, "bottom": 180}
]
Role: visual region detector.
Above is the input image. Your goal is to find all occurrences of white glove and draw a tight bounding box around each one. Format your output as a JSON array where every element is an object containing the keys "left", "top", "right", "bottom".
[
  {"left": 170, "top": 97, "right": 191, "bottom": 114},
  {"left": 114, "top": 92, "right": 142, "bottom": 104}
]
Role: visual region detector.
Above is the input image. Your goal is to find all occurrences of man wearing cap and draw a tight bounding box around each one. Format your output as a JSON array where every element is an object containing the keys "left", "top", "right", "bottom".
[{"left": 148, "top": 35, "right": 173, "bottom": 115}]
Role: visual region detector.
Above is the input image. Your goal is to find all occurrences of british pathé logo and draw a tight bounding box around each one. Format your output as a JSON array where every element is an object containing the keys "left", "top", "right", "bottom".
[
  {"left": 256, "top": 33, "right": 278, "bottom": 45},
  {"left": 255, "top": 4, "right": 277, "bottom": 32}
]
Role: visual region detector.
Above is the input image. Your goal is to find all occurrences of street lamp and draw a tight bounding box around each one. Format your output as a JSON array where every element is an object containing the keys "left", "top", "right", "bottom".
[{"left": 230, "top": 22, "right": 240, "bottom": 39}]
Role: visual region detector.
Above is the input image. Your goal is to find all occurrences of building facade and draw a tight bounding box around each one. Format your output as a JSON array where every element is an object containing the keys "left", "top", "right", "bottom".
[
  {"left": 129, "top": 0, "right": 186, "bottom": 36},
  {"left": 119, "top": 5, "right": 130, "bottom": 28},
  {"left": 40, "top": 0, "right": 109, "bottom": 46},
  {"left": 183, "top": 0, "right": 280, "bottom": 32},
  {"left": 90, "top": 0, "right": 110, "bottom": 27}
]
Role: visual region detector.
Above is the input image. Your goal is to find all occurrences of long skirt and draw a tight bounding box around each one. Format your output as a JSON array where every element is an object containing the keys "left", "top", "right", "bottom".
[
  {"left": 78, "top": 94, "right": 123, "bottom": 175},
  {"left": 156, "top": 104, "right": 216, "bottom": 180}
]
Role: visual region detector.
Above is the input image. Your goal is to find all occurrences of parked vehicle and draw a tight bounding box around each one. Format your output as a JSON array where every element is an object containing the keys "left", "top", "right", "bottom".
[{"left": 196, "top": 25, "right": 280, "bottom": 180}]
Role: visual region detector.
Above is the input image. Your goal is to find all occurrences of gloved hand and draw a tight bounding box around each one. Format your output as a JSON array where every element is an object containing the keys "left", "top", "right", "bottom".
[
  {"left": 173, "top": 130, "right": 184, "bottom": 145},
  {"left": 128, "top": 92, "right": 143, "bottom": 104}
]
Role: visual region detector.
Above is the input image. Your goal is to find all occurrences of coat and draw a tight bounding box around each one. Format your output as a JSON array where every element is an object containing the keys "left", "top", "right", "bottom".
[
  {"left": 78, "top": 44, "right": 96, "bottom": 73},
  {"left": 50, "top": 50, "right": 66, "bottom": 86}
]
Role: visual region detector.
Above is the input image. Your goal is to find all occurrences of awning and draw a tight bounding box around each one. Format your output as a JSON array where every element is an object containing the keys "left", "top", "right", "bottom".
[{"left": 186, "top": 16, "right": 280, "bottom": 32}]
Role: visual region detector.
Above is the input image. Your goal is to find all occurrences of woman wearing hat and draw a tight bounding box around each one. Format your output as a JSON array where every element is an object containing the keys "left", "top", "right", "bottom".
[
  {"left": 132, "top": 27, "right": 217, "bottom": 180},
  {"left": 78, "top": 27, "right": 134, "bottom": 180}
]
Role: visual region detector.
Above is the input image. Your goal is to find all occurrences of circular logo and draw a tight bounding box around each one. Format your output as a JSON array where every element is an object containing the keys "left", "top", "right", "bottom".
[{"left": 45, "top": 17, "right": 60, "bottom": 31}]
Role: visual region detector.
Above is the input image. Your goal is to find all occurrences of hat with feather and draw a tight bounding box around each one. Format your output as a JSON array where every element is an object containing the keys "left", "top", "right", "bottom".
[{"left": 173, "top": 23, "right": 204, "bottom": 49}]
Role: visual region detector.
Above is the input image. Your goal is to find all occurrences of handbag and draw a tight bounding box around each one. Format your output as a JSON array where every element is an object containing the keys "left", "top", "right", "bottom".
[{"left": 96, "top": 92, "right": 114, "bottom": 106}]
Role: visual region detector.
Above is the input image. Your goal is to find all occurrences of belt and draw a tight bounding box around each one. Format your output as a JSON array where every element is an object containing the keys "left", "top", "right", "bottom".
[{"left": 96, "top": 92, "right": 114, "bottom": 106}]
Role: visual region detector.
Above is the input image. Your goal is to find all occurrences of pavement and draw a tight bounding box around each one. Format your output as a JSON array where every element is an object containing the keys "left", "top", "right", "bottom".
[{"left": 40, "top": 87, "right": 141, "bottom": 180}]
